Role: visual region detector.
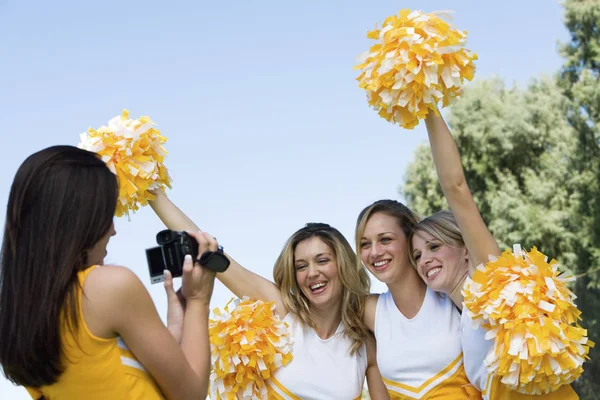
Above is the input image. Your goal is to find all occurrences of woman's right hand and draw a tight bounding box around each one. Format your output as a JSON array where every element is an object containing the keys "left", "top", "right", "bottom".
[{"left": 181, "top": 231, "right": 217, "bottom": 304}]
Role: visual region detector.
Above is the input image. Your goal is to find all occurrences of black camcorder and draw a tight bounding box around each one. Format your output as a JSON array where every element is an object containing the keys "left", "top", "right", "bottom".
[{"left": 146, "top": 230, "right": 230, "bottom": 284}]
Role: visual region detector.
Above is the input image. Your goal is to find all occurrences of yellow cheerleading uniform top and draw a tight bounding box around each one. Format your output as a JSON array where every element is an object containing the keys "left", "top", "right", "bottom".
[
  {"left": 25, "top": 266, "right": 164, "bottom": 400},
  {"left": 374, "top": 288, "right": 481, "bottom": 399},
  {"left": 461, "top": 311, "right": 579, "bottom": 400},
  {"left": 266, "top": 313, "right": 367, "bottom": 400}
]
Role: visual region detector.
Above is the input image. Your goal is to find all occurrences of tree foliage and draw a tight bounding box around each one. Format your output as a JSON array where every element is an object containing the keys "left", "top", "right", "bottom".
[
  {"left": 402, "top": 77, "right": 579, "bottom": 269},
  {"left": 401, "top": 1, "right": 600, "bottom": 396}
]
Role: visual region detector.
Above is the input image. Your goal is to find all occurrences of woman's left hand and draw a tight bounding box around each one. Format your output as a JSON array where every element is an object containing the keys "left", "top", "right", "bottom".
[{"left": 164, "top": 269, "right": 186, "bottom": 344}]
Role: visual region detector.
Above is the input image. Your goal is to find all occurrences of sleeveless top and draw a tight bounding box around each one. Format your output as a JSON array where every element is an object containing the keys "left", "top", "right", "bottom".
[
  {"left": 374, "top": 288, "right": 481, "bottom": 399},
  {"left": 266, "top": 313, "right": 367, "bottom": 399},
  {"left": 26, "top": 266, "right": 164, "bottom": 400}
]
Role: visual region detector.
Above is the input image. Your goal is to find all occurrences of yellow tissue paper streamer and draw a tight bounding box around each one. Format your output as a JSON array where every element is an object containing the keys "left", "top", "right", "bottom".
[
  {"left": 355, "top": 9, "right": 478, "bottom": 129},
  {"left": 463, "top": 245, "right": 594, "bottom": 395},
  {"left": 209, "top": 297, "right": 294, "bottom": 399},
  {"left": 78, "top": 110, "right": 172, "bottom": 217}
]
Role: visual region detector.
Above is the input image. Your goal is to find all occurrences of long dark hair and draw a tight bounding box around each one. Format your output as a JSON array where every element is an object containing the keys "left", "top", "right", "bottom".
[{"left": 0, "top": 145, "right": 118, "bottom": 387}]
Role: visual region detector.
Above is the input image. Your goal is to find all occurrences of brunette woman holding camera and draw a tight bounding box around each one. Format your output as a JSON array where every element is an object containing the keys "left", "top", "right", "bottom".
[{"left": 0, "top": 145, "right": 216, "bottom": 400}]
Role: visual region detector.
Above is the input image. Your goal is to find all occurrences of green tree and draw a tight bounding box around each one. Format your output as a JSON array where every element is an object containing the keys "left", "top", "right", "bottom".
[
  {"left": 401, "top": 1, "right": 600, "bottom": 395},
  {"left": 558, "top": 0, "right": 600, "bottom": 396},
  {"left": 400, "top": 75, "right": 599, "bottom": 396},
  {"left": 402, "top": 76, "right": 578, "bottom": 267}
]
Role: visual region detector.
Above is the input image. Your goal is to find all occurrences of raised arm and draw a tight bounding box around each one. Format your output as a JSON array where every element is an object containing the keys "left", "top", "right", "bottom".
[
  {"left": 149, "top": 190, "right": 287, "bottom": 315},
  {"left": 424, "top": 113, "right": 500, "bottom": 268}
]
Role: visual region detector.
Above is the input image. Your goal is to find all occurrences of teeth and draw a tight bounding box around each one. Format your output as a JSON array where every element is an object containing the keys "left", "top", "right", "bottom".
[
  {"left": 427, "top": 267, "right": 442, "bottom": 278},
  {"left": 310, "top": 282, "right": 327, "bottom": 291},
  {"left": 374, "top": 260, "right": 389, "bottom": 267}
]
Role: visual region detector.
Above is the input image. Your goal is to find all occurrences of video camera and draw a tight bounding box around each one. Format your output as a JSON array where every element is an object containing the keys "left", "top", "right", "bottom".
[{"left": 146, "top": 230, "right": 230, "bottom": 284}]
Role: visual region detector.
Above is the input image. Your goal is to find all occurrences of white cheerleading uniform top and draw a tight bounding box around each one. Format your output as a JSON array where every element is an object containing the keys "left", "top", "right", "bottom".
[
  {"left": 461, "top": 309, "right": 494, "bottom": 398},
  {"left": 375, "top": 288, "right": 479, "bottom": 399},
  {"left": 267, "top": 313, "right": 367, "bottom": 400}
]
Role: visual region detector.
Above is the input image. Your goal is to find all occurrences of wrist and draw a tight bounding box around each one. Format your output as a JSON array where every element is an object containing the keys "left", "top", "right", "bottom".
[
  {"left": 425, "top": 112, "right": 440, "bottom": 124},
  {"left": 185, "top": 297, "right": 211, "bottom": 310},
  {"left": 149, "top": 188, "right": 166, "bottom": 202}
]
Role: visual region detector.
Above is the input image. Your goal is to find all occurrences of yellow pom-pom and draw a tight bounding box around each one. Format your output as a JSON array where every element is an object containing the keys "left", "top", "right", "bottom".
[
  {"left": 354, "top": 9, "right": 478, "bottom": 129},
  {"left": 78, "top": 109, "right": 172, "bottom": 217},
  {"left": 463, "top": 244, "right": 595, "bottom": 395},
  {"left": 209, "top": 297, "right": 293, "bottom": 399}
]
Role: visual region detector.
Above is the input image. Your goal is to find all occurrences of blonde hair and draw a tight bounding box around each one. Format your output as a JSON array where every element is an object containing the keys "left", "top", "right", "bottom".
[
  {"left": 355, "top": 199, "right": 420, "bottom": 272},
  {"left": 273, "top": 223, "right": 370, "bottom": 355},
  {"left": 408, "top": 210, "right": 465, "bottom": 268}
]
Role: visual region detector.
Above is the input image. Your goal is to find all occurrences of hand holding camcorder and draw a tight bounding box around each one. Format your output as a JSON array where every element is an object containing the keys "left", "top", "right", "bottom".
[{"left": 146, "top": 230, "right": 230, "bottom": 284}]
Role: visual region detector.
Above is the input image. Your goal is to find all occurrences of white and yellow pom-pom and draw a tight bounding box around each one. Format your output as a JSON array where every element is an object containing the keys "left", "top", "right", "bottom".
[
  {"left": 209, "top": 297, "right": 293, "bottom": 399},
  {"left": 78, "top": 109, "right": 172, "bottom": 217},
  {"left": 463, "top": 244, "right": 594, "bottom": 395},
  {"left": 355, "top": 9, "right": 477, "bottom": 129}
]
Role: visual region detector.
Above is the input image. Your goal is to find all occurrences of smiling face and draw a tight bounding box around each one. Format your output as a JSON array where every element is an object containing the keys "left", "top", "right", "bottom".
[
  {"left": 359, "top": 212, "right": 413, "bottom": 285},
  {"left": 294, "top": 236, "right": 342, "bottom": 310},
  {"left": 411, "top": 230, "right": 468, "bottom": 294}
]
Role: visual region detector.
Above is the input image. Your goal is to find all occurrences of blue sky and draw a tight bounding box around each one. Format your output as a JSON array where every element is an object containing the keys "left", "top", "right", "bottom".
[{"left": 0, "top": 0, "right": 569, "bottom": 397}]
